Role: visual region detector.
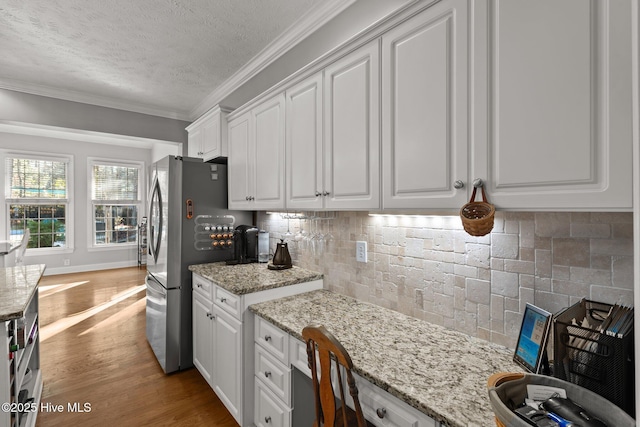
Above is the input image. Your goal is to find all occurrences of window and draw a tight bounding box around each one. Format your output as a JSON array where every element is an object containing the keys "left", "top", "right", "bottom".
[
  {"left": 5, "top": 154, "right": 71, "bottom": 250},
  {"left": 90, "top": 159, "right": 143, "bottom": 247}
]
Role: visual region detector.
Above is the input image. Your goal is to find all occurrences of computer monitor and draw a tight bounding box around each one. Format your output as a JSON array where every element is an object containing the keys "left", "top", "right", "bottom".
[{"left": 514, "top": 303, "right": 552, "bottom": 374}]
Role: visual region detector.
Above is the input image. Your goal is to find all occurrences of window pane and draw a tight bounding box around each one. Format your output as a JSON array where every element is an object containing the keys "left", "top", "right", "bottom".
[
  {"left": 7, "top": 158, "right": 67, "bottom": 199},
  {"left": 93, "top": 204, "right": 138, "bottom": 245},
  {"left": 92, "top": 164, "right": 139, "bottom": 200},
  {"left": 9, "top": 204, "right": 66, "bottom": 248}
]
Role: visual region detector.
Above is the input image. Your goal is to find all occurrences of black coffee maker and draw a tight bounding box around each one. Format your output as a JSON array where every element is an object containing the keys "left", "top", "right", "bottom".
[{"left": 229, "top": 225, "right": 258, "bottom": 264}]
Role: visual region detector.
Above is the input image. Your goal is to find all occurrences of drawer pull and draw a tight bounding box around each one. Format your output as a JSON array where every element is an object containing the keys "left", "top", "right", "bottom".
[
  {"left": 264, "top": 335, "right": 271, "bottom": 342},
  {"left": 264, "top": 371, "right": 271, "bottom": 378},
  {"left": 220, "top": 297, "right": 227, "bottom": 303},
  {"left": 264, "top": 416, "right": 271, "bottom": 424},
  {"left": 376, "top": 408, "right": 387, "bottom": 419},
  {"left": 196, "top": 283, "right": 202, "bottom": 288}
]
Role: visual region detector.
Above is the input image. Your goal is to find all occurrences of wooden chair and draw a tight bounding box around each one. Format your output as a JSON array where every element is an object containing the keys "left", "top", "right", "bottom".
[{"left": 302, "top": 324, "right": 374, "bottom": 427}]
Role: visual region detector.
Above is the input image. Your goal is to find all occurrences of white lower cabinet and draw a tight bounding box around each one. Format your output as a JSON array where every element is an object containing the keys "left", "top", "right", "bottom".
[
  {"left": 356, "top": 375, "right": 436, "bottom": 427},
  {"left": 254, "top": 316, "right": 439, "bottom": 427},
  {"left": 254, "top": 379, "right": 291, "bottom": 427},
  {"left": 192, "top": 291, "right": 214, "bottom": 387},
  {"left": 192, "top": 273, "right": 322, "bottom": 426},
  {"left": 212, "top": 305, "right": 242, "bottom": 420}
]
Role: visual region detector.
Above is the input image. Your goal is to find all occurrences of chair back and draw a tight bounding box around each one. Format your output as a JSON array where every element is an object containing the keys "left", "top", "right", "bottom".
[
  {"left": 302, "top": 324, "right": 368, "bottom": 427},
  {"left": 15, "top": 229, "right": 30, "bottom": 265}
]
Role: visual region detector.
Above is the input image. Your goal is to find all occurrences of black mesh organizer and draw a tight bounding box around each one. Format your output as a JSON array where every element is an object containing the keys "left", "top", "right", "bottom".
[{"left": 553, "top": 299, "right": 634, "bottom": 417}]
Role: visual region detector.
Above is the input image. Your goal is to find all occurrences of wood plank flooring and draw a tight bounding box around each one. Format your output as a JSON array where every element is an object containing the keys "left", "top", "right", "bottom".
[{"left": 35, "top": 267, "right": 239, "bottom": 427}]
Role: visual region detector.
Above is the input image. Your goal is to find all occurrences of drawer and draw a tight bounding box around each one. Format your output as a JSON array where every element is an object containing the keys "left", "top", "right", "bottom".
[
  {"left": 289, "top": 337, "right": 311, "bottom": 377},
  {"left": 255, "top": 316, "right": 289, "bottom": 364},
  {"left": 355, "top": 375, "right": 436, "bottom": 427},
  {"left": 255, "top": 378, "right": 291, "bottom": 427},
  {"left": 255, "top": 344, "right": 291, "bottom": 403},
  {"left": 192, "top": 274, "right": 213, "bottom": 300},
  {"left": 214, "top": 286, "right": 241, "bottom": 320}
]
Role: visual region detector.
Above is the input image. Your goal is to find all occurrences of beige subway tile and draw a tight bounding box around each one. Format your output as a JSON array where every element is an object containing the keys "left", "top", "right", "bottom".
[
  {"left": 570, "top": 223, "right": 610, "bottom": 238},
  {"left": 612, "top": 255, "right": 633, "bottom": 289},
  {"left": 491, "top": 233, "right": 519, "bottom": 259},
  {"left": 504, "top": 259, "right": 535, "bottom": 275},
  {"left": 535, "top": 212, "right": 571, "bottom": 237},
  {"left": 590, "top": 285, "right": 633, "bottom": 306},
  {"left": 612, "top": 223, "right": 633, "bottom": 239},
  {"left": 535, "top": 249, "right": 552, "bottom": 278},
  {"left": 466, "top": 278, "right": 491, "bottom": 304},
  {"left": 551, "top": 279, "right": 590, "bottom": 298}
]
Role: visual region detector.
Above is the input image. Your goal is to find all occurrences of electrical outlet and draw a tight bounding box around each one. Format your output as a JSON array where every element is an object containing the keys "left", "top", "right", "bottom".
[
  {"left": 63, "top": 259, "right": 70, "bottom": 266},
  {"left": 356, "top": 241, "right": 367, "bottom": 263}
]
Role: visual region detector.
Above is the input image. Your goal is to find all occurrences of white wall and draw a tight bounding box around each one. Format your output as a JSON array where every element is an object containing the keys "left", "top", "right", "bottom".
[{"left": 0, "top": 132, "right": 152, "bottom": 274}]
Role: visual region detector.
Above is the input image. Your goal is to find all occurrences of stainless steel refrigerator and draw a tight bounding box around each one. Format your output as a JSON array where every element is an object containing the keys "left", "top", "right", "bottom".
[{"left": 145, "top": 156, "right": 252, "bottom": 373}]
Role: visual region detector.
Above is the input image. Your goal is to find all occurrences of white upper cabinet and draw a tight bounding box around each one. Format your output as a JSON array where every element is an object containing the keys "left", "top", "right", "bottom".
[
  {"left": 471, "top": 0, "right": 633, "bottom": 210},
  {"left": 186, "top": 105, "right": 232, "bottom": 161},
  {"left": 228, "top": 112, "right": 252, "bottom": 209},
  {"left": 285, "top": 73, "right": 324, "bottom": 210},
  {"left": 286, "top": 40, "right": 380, "bottom": 211},
  {"left": 324, "top": 40, "right": 380, "bottom": 210},
  {"left": 382, "top": 0, "right": 469, "bottom": 209},
  {"left": 228, "top": 95, "right": 286, "bottom": 210}
]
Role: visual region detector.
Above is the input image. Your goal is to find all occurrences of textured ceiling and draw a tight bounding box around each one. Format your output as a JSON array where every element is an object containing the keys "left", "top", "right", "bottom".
[{"left": 0, "top": 0, "right": 322, "bottom": 119}]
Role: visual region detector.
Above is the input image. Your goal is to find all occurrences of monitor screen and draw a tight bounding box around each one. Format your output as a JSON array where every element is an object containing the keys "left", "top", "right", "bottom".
[{"left": 513, "top": 303, "right": 552, "bottom": 373}]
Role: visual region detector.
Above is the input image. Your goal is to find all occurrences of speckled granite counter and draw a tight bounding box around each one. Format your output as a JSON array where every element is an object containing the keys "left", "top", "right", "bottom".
[
  {"left": 0, "top": 264, "right": 46, "bottom": 321},
  {"left": 188, "top": 262, "right": 323, "bottom": 295},
  {"left": 250, "top": 290, "right": 521, "bottom": 427}
]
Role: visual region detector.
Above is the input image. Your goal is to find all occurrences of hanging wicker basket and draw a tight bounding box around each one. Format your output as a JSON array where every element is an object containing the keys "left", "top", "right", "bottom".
[{"left": 460, "top": 185, "right": 495, "bottom": 236}]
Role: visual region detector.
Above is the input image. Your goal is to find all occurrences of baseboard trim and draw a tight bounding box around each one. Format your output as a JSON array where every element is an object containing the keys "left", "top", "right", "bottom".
[{"left": 43, "top": 261, "right": 144, "bottom": 276}]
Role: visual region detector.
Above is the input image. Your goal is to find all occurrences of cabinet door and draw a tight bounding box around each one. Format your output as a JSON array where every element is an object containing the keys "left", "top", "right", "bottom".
[
  {"left": 228, "top": 112, "right": 253, "bottom": 209},
  {"left": 324, "top": 40, "right": 380, "bottom": 210},
  {"left": 187, "top": 124, "right": 203, "bottom": 159},
  {"left": 382, "top": 0, "right": 469, "bottom": 209},
  {"left": 213, "top": 306, "right": 243, "bottom": 423},
  {"left": 286, "top": 73, "right": 324, "bottom": 210},
  {"left": 472, "top": 0, "right": 633, "bottom": 210},
  {"left": 253, "top": 94, "right": 286, "bottom": 210},
  {"left": 201, "top": 114, "right": 222, "bottom": 161},
  {"left": 192, "top": 292, "right": 213, "bottom": 387}
]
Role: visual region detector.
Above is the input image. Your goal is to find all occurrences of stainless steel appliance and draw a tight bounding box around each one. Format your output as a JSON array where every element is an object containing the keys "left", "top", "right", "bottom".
[
  {"left": 146, "top": 156, "right": 252, "bottom": 373},
  {"left": 228, "top": 224, "right": 258, "bottom": 264}
]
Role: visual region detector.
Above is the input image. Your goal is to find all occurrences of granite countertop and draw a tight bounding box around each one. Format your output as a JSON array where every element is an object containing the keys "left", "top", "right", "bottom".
[
  {"left": 250, "top": 290, "right": 521, "bottom": 427},
  {"left": 0, "top": 264, "right": 46, "bottom": 321},
  {"left": 188, "top": 262, "right": 323, "bottom": 295}
]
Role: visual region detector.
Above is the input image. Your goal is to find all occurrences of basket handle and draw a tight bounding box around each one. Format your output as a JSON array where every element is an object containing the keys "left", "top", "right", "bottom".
[
  {"left": 487, "top": 372, "right": 524, "bottom": 388},
  {"left": 469, "top": 185, "right": 489, "bottom": 203}
]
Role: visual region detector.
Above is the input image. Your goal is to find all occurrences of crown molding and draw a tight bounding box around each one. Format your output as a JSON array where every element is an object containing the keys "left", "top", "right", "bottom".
[
  {"left": 0, "top": 78, "right": 191, "bottom": 121},
  {"left": 0, "top": 120, "right": 182, "bottom": 149},
  {"left": 188, "top": 0, "right": 357, "bottom": 120}
]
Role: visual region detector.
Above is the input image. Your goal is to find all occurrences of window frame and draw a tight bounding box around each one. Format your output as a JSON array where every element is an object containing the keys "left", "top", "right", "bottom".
[
  {"left": 2, "top": 150, "right": 75, "bottom": 255},
  {"left": 87, "top": 158, "right": 145, "bottom": 250}
]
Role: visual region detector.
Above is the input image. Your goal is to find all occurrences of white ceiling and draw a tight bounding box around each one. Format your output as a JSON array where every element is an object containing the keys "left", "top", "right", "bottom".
[{"left": 0, "top": 0, "right": 347, "bottom": 121}]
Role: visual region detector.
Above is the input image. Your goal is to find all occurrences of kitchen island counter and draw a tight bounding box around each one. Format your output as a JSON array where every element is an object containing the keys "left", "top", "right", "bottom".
[
  {"left": 250, "top": 289, "right": 521, "bottom": 427},
  {"left": 0, "top": 264, "right": 46, "bottom": 321},
  {"left": 188, "top": 262, "right": 322, "bottom": 295}
]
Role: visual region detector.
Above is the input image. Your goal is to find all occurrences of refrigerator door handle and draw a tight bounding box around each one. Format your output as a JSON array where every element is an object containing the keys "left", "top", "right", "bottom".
[{"left": 149, "top": 176, "right": 163, "bottom": 263}]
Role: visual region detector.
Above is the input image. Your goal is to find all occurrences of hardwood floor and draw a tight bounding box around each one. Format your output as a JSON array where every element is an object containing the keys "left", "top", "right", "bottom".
[{"left": 35, "top": 267, "right": 239, "bottom": 427}]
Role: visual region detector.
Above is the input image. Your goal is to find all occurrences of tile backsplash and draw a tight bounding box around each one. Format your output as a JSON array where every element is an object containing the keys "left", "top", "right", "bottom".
[{"left": 258, "top": 211, "right": 633, "bottom": 349}]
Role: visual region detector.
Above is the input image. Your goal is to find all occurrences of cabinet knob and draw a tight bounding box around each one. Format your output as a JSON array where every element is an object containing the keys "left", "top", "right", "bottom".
[
  {"left": 264, "top": 335, "right": 271, "bottom": 342},
  {"left": 376, "top": 407, "right": 387, "bottom": 418},
  {"left": 264, "top": 416, "right": 271, "bottom": 424},
  {"left": 220, "top": 297, "right": 227, "bottom": 303},
  {"left": 473, "top": 178, "right": 484, "bottom": 188},
  {"left": 197, "top": 283, "right": 202, "bottom": 288},
  {"left": 453, "top": 180, "right": 465, "bottom": 189},
  {"left": 315, "top": 191, "right": 321, "bottom": 197},
  {"left": 323, "top": 191, "right": 330, "bottom": 196},
  {"left": 206, "top": 312, "right": 213, "bottom": 319},
  {"left": 264, "top": 371, "right": 271, "bottom": 378}
]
